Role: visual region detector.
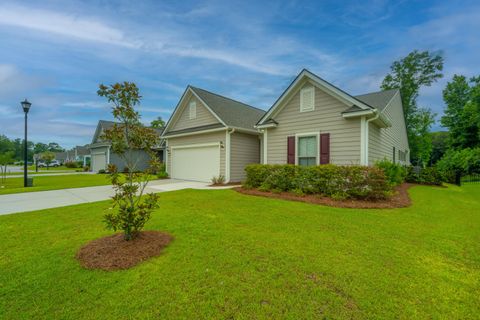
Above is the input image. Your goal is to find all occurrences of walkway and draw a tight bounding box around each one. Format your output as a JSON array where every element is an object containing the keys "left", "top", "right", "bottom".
[{"left": 0, "top": 179, "right": 234, "bottom": 215}]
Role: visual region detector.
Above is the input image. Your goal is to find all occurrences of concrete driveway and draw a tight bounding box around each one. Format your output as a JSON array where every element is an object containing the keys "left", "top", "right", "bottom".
[{"left": 0, "top": 179, "right": 234, "bottom": 215}]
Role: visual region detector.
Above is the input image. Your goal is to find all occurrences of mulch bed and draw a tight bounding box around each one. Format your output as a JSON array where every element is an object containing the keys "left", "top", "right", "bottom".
[
  {"left": 76, "top": 231, "right": 173, "bottom": 271},
  {"left": 234, "top": 183, "right": 414, "bottom": 209}
]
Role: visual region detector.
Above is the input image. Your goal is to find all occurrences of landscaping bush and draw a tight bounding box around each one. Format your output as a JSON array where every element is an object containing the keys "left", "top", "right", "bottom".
[
  {"left": 405, "top": 166, "right": 442, "bottom": 185},
  {"left": 374, "top": 159, "right": 406, "bottom": 186},
  {"left": 436, "top": 148, "right": 480, "bottom": 180},
  {"left": 244, "top": 164, "right": 277, "bottom": 188},
  {"left": 64, "top": 161, "right": 79, "bottom": 168},
  {"left": 98, "top": 169, "right": 106, "bottom": 174},
  {"left": 244, "top": 164, "right": 390, "bottom": 200},
  {"left": 157, "top": 163, "right": 168, "bottom": 179},
  {"left": 211, "top": 175, "right": 226, "bottom": 185}
]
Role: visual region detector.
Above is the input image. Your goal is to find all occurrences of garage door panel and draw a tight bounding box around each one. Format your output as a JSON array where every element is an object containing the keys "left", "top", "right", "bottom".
[
  {"left": 92, "top": 153, "right": 106, "bottom": 172},
  {"left": 171, "top": 145, "right": 220, "bottom": 182}
]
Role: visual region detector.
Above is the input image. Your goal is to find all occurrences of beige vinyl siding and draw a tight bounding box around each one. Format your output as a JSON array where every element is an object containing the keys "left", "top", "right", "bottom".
[
  {"left": 267, "top": 83, "right": 361, "bottom": 165},
  {"left": 230, "top": 132, "right": 260, "bottom": 182},
  {"left": 368, "top": 93, "right": 410, "bottom": 165},
  {"left": 171, "top": 94, "right": 220, "bottom": 131},
  {"left": 166, "top": 130, "right": 226, "bottom": 176}
]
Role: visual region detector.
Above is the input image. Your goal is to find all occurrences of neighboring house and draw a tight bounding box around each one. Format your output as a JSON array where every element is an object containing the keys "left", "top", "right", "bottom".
[
  {"left": 162, "top": 69, "right": 409, "bottom": 183},
  {"left": 89, "top": 120, "right": 164, "bottom": 172},
  {"left": 161, "top": 86, "right": 265, "bottom": 183},
  {"left": 53, "top": 145, "right": 90, "bottom": 166}
]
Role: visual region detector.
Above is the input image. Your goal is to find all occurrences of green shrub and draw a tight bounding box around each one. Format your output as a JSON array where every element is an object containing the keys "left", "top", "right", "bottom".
[
  {"left": 244, "top": 164, "right": 276, "bottom": 188},
  {"left": 406, "top": 166, "right": 442, "bottom": 185},
  {"left": 64, "top": 161, "right": 79, "bottom": 168},
  {"left": 244, "top": 164, "right": 390, "bottom": 200},
  {"left": 211, "top": 175, "right": 225, "bottom": 185},
  {"left": 157, "top": 171, "right": 169, "bottom": 179},
  {"left": 436, "top": 148, "right": 480, "bottom": 180},
  {"left": 98, "top": 169, "right": 106, "bottom": 174},
  {"left": 374, "top": 159, "right": 406, "bottom": 186}
]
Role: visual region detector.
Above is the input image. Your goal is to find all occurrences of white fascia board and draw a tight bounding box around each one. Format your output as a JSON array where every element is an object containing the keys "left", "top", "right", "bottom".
[
  {"left": 162, "top": 127, "right": 227, "bottom": 139},
  {"left": 342, "top": 110, "right": 375, "bottom": 118},
  {"left": 255, "top": 123, "right": 278, "bottom": 129}
]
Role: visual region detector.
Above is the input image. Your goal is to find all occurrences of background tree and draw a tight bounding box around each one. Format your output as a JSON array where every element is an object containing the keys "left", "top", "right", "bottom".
[
  {"left": 34, "top": 142, "right": 49, "bottom": 154},
  {"left": 381, "top": 50, "right": 444, "bottom": 166},
  {"left": 39, "top": 151, "right": 55, "bottom": 170},
  {"left": 98, "top": 82, "right": 160, "bottom": 241},
  {"left": 430, "top": 131, "right": 449, "bottom": 165},
  {"left": 150, "top": 116, "right": 165, "bottom": 128},
  {"left": 47, "top": 142, "right": 64, "bottom": 152},
  {"left": 441, "top": 75, "right": 480, "bottom": 149}
]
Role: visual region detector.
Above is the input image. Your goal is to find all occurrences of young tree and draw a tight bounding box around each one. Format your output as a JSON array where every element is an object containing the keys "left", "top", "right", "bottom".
[
  {"left": 39, "top": 151, "right": 55, "bottom": 170},
  {"left": 97, "top": 82, "right": 160, "bottom": 241},
  {"left": 150, "top": 116, "right": 165, "bottom": 128},
  {"left": 441, "top": 75, "right": 480, "bottom": 149},
  {"left": 381, "top": 50, "right": 444, "bottom": 165},
  {"left": 0, "top": 151, "right": 14, "bottom": 186}
]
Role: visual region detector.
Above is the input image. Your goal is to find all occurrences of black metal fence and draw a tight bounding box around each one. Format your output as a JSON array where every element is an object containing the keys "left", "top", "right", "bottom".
[{"left": 460, "top": 174, "right": 480, "bottom": 185}]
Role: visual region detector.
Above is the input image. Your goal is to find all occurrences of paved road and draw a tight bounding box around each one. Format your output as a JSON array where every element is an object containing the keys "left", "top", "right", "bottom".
[{"left": 0, "top": 179, "right": 234, "bottom": 215}]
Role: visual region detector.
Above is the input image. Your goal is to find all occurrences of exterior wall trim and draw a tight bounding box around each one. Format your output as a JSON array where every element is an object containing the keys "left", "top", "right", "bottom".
[{"left": 294, "top": 131, "right": 320, "bottom": 165}]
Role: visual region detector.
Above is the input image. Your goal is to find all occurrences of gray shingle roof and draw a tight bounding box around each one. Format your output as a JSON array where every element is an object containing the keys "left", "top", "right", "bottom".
[
  {"left": 190, "top": 87, "right": 266, "bottom": 130},
  {"left": 354, "top": 89, "right": 398, "bottom": 112}
]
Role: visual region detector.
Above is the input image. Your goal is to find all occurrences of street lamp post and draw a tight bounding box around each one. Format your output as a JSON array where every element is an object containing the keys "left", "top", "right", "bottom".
[{"left": 21, "top": 99, "right": 32, "bottom": 187}]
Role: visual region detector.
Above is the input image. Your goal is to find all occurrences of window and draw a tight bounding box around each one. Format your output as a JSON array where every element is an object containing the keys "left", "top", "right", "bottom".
[
  {"left": 189, "top": 101, "right": 196, "bottom": 119},
  {"left": 300, "top": 86, "right": 314, "bottom": 112},
  {"left": 298, "top": 136, "right": 317, "bottom": 166}
]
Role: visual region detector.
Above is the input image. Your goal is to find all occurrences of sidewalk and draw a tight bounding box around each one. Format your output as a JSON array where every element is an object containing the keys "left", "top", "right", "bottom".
[{"left": 0, "top": 179, "right": 234, "bottom": 215}]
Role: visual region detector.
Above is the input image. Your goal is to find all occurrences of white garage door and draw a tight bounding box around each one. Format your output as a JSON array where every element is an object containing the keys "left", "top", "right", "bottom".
[
  {"left": 171, "top": 144, "right": 220, "bottom": 182},
  {"left": 91, "top": 152, "right": 106, "bottom": 172}
]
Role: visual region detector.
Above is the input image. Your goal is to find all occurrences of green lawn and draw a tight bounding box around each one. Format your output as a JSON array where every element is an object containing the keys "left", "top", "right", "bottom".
[
  {"left": 0, "top": 185, "right": 479, "bottom": 319},
  {"left": 0, "top": 174, "right": 111, "bottom": 195}
]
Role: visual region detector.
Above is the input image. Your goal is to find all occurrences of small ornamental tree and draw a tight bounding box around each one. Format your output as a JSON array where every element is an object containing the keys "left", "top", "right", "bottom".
[
  {"left": 0, "top": 151, "right": 14, "bottom": 186},
  {"left": 97, "top": 82, "right": 161, "bottom": 241},
  {"left": 39, "top": 151, "right": 55, "bottom": 170}
]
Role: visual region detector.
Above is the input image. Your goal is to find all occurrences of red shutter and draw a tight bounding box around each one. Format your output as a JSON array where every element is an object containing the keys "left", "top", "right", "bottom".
[
  {"left": 287, "top": 136, "right": 295, "bottom": 164},
  {"left": 320, "top": 133, "right": 330, "bottom": 164}
]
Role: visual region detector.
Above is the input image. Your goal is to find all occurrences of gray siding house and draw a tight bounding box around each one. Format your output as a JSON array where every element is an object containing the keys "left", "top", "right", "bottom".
[
  {"left": 161, "top": 69, "right": 410, "bottom": 183},
  {"left": 89, "top": 120, "right": 164, "bottom": 172},
  {"left": 162, "top": 87, "right": 264, "bottom": 183}
]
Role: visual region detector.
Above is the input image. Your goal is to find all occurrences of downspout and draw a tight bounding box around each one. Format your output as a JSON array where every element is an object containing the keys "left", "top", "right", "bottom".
[
  {"left": 225, "top": 128, "right": 235, "bottom": 183},
  {"left": 364, "top": 110, "right": 380, "bottom": 166}
]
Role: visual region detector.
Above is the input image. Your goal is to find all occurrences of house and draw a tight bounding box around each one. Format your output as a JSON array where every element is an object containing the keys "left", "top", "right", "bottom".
[
  {"left": 162, "top": 69, "right": 409, "bottom": 183},
  {"left": 89, "top": 120, "right": 164, "bottom": 172},
  {"left": 256, "top": 69, "right": 410, "bottom": 167},
  {"left": 161, "top": 87, "right": 265, "bottom": 182},
  {"left": 55, "top": 145, "right": 91, "bottom": 166}
]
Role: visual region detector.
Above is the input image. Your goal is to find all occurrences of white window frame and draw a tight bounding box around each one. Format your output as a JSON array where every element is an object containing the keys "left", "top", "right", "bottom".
[
  {"left": 189, "top": 101, "right": 197, "bottom": 119},
  {"left": 300, "top": 86, "right": 315, "bottom": 112},
  {"left": 295, "top": 132, "right": 320, "bottom": 165}
]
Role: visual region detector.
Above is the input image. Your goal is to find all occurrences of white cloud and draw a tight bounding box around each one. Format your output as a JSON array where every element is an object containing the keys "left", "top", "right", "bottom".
[
  {"left": 0, "top": 4, "right": 140, "bottom": 48},
  {"left": 63, "top": 101, "right": 108, "bottom": 109}
]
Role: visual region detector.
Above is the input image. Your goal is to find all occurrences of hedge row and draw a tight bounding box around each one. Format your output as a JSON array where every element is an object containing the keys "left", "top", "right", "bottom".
[{"left": 244, "top": 164, "right": 391, "bottom": 200}]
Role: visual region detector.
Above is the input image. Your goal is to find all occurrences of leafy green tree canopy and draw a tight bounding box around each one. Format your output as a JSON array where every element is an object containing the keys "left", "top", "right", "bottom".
[
  {"left": 381, "top": 50, "right": 444, "bottom": 166},
  {"left": 150, "top": 116, "right": 165, "bottom": 128}
]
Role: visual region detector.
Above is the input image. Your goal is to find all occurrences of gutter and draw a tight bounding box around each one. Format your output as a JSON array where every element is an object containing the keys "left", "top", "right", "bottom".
[
  {"left": 363, "top": 110, "right": 380, "bottom": 165},
  {"left": 225, "top": 128, "right": 235, "bottom": 183}
]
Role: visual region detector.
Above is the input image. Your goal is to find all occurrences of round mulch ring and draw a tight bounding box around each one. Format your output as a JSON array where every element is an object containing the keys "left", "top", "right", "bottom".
[{"left": 76, "top": 231, "right": 173, "bottom": 271}]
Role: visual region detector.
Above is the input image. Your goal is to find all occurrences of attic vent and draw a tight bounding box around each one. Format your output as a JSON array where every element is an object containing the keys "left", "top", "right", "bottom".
[
  {"left": 189, "top": 100, "right": 196, "bottom": 119},
  {"left": 300, "top": 86, "right": 314, "bottom": 112}
]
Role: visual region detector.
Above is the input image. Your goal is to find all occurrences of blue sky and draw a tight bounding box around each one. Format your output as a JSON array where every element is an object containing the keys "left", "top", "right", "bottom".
[{"left": 1, "top": 0, "right": 479, "bottom": 148}]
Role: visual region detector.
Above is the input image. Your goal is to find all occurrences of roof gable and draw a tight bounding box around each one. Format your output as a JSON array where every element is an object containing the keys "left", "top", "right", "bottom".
[
  {"left": 190, "top": 87, "right": 265, "bottom": 131},
  {"left": 257, "top": 69, "right": 374, "bottom": 125}
]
